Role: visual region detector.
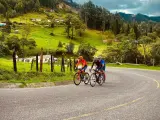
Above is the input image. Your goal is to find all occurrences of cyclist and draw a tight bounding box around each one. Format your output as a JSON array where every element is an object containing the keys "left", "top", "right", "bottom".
[
  {"left": 90, "top": 57, "right": 102, "bottom": 71},
  {"left": 98, "top": 56, "right": 106, "bottom": 72},
  {"left": 90, "top": 56, "right": 106, "bottom": 82},
  {"left": 76, "top": 56, "right": 88, "bottom": 72}
]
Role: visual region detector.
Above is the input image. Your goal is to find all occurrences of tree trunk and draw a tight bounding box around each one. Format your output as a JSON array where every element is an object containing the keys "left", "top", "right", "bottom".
[
  {"left": 71, "top": 26, "right": 73, "bottom": 39},
  {"left": 61, "top": 56, "right": 65, "bottom": 72},
  {"left": 143, "top": 44, "right": 146, "bottom": 64},
  {"left": 12, "top": 49, "right": 17, "bottom": 72},
  {"left": 67, "top": 26, "right": 70, "bottom": 38}
]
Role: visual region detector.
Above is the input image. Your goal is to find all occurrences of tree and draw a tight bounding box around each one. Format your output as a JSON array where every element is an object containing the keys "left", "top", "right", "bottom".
[
  {"left": 0, "top": 2, "right": 6, "bottom": 15},
  {"left": 139, "top": 22, "right": 148, "bottom": 36},
  {"left": 139, "top": 36, "right": 153, "bottom": 64},
  {"left": 78, "top": 43, "right": 97, "bottom": 61},
  {"left": 15, "top": 1, "right": 24, "bottom": 14},
  {"left": 58, "top": 41, "right": 63, "bottom": 47},
  {"left": 66, "top": 42, "right": 74, "bottom": 54},
  {"left": 34, "top": 0, "right": 40, "bottom": 11},
  {"left": 133, "top": 22, "right": 141, "bottom": 40},
  {"left": 0, "top": 33, "right": 10, "bottom": 57},
  {"left": 22, "top": 24, "right": 31, "bottom": 39},
  {"left": 65, "top": 14, "right": 72, "bottom": 38},
  {"left": 154, "top": 23, "right": 160, "bottom": 37},
  {"left": 151, "top": 40, "right": 160, "bottom": 65},
  {"left": 126, "top": 23, "right": 130, "bottom": 35},
  {"left": 6, "top": 35, "right": 21, "bottom": 52}
]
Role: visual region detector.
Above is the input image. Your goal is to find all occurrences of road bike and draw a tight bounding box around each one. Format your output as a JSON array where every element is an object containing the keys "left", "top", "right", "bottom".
[
  {"left": 90, "top": 69, "right": 105, "bottom": 87},
  {"left": 73, "top": 68, "right": 90, "bottom": 86}
]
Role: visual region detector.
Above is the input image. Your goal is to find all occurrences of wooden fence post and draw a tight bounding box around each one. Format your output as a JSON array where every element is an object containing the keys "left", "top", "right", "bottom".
[
  {"left": 40, "top": 48, "right": 43, "bottom": 72},
  {"left": 36, "top": 54, "right": 38, "bottom": 72},
  {"left": 31, "top": 59, "right": 34, "bottom": 70},
  {"left": 70, "top": 58, "right": 72, "bottom": 72},
  {"left": 13, "top": 48, "right": 17, "bottom": 72},
  {"left": 61, "top": 56, "right": 65, "bottom": 72},
  {"left": 51, "top": 55, "right": 53, "bottom": 72}
]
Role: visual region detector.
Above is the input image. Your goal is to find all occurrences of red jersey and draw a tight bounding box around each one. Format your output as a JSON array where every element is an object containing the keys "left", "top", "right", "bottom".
[{"left": 76, "top": 59, "right": 87, "bottom": 67}]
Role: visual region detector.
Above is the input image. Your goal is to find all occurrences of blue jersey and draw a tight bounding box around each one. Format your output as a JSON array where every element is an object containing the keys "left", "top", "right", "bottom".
[{"left": 100, "top": 60, "right": 106, "bottom": 71}]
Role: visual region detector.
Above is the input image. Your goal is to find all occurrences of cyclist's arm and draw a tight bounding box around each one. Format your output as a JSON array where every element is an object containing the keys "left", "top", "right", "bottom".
[
  {"left": 76, "top": 60, "right": 80, "bottom": 67},
  {"left": 91, "top": 62, "right": 95, "bottom": 70}
]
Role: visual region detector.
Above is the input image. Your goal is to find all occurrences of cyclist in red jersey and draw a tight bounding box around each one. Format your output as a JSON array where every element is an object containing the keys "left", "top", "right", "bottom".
[{"left": 76, "top": 56, "right": 88, "bottom": 72}]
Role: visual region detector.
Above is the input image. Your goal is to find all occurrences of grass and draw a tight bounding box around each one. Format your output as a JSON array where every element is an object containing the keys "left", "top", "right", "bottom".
[
  {"left": 9, "top": 11, "right": 110, "bottom": 55},
  {"left": 10, "top": 25, "right": 108, "bottom": 55},
  {"left": 10, "top": 12, "right": 47, "bottom": 24},
  {"left": 107, "top": 63, "right": 160, "bottom": 71},
  {"left": 0, "top": 58, "right": 74, "bottom": 84}
]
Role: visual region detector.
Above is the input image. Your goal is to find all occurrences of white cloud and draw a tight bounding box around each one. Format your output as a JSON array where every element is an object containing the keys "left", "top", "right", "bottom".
[{"left": 73, "top": 0, "right": 160, "bottom": 16}]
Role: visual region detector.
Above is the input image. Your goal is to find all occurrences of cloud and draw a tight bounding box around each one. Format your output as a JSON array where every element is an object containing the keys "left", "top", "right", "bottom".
[{"left": 73, "top": 0, "right": 160, "bottom": 16}]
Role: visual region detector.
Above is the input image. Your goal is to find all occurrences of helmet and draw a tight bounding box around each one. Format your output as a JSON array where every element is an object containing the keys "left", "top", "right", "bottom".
[
  {"left": 98, "top": 56, "right": 102, "bottom": 60},
  {"left": 93, "top": 57, "right": 98, "bottom": 61},
  {"left": 78, "top": 56, "right": 83, "bottom": 60}
]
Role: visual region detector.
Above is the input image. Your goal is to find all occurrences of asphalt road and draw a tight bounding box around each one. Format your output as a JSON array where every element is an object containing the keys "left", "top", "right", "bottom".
[{"left": 0, "top": 68, "right": 160, "bottom": 120}]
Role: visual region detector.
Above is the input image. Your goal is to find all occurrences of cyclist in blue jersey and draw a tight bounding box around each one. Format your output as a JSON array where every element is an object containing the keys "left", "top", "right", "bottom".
[{"left": 90, "top": 56, "right": 106, "bottom": 82}]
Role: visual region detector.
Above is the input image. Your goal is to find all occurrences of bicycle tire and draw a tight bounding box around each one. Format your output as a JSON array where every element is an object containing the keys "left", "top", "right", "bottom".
[
  {"left": 98, "top": 74, "right": 105, "bottom": 86},
  {"left": 90, "top": 73, "right": 96, "bottom": 87},
  {"left": 84, "top": 73, "right": 90, "bottom": 85},
  {"left": 73, "top": 73, "right": 81, "bottom": 86}
]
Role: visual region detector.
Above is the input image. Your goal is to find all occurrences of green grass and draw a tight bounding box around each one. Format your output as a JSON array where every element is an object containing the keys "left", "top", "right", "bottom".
[
  {"left": 9, "top": 11, "right": 110, "bottom": 54},
  {"left": 10, "top": 12, "right": 47, "bottom": 24},
  {"left": 10, "top": 25, "right": 107, "bottom": 55},
  {"left": 0, "top": 58, "right": 74, "bottom": 84},
  {"left": 107, "top": 63, "right": 160, "bottom": 71}
]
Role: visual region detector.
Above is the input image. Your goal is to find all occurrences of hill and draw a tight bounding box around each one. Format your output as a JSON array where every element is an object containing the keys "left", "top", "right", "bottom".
[{"left": 119, "top": 12, "right": 160, "bottom": 22}]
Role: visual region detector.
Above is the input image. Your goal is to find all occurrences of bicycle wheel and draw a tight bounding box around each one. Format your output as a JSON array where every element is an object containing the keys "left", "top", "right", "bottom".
[
  {"left": 73, "top": 73, "right": 81, "bottom": 86},
  {"left": 98, "top": 74, "right": 105, "bottom": 86},
  {"left": 90, "top": 73, "right": 96, "bottom": 87},
  {"left": 84, "top": 73, "right": 90, "bottom": 85}
]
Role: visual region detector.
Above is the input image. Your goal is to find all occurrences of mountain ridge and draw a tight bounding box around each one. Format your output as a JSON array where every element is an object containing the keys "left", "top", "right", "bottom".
[{"left": 119, "top": 12, "right": 160, "bottom": 22}]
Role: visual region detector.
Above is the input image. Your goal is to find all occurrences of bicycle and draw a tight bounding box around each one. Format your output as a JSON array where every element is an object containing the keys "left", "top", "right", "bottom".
[
  {"left": 90, "top": 69, "right": 105, "bottom": 87},
  {"left": 73, "top": 68, "right": 90, "bottom": 86}
]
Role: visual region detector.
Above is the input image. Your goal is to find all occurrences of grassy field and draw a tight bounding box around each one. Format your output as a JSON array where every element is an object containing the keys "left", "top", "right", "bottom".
[
  {"left": 107, "top": 63, "right": 160, "bottom": 71},
  {"left": 10, "top": 12, "right": 47, "bottom": 24},
  {"left": 8, "top": 12, "right": 108, "bottom": 55},
  {"left": 0, "top": 58, "right": 74, "bottom": 84}
]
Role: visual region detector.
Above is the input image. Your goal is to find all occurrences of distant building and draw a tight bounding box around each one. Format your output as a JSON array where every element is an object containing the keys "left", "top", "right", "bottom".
[
  {"left": 0, "top": 23, "right": 6, "bottom": 27},
  {"left": 30, "top": 18, "right": 41, "bottom": 22}
]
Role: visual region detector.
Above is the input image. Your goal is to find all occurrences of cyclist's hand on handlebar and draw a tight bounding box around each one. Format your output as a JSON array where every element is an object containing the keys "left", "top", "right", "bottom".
[{"left": 75, "top": 67, "right": 78, "bottom": 70}]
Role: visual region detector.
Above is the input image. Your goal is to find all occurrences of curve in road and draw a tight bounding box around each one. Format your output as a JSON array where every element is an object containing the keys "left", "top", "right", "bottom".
[{"left": 0, "top": 67, "right": 160, "bottom": 120}]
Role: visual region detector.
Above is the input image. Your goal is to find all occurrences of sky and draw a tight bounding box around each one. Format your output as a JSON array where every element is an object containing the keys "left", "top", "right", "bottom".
[{"left": 73, "top": 0, "right": 160, "bottom": 16}]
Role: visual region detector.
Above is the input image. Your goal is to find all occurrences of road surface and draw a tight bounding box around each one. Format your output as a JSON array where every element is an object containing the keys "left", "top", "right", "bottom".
[{"left": 0, "top": 68, "right": 160, "bottom": 120}]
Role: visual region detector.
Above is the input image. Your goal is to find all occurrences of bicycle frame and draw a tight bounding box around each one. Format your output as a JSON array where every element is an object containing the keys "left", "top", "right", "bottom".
[{"left": 77, "top": 69, "right": 85, "bottom": 80}]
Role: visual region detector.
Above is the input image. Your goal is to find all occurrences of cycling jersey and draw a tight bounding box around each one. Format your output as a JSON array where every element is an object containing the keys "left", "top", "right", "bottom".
[
  {"left": 91, "top": 60, "right": 102, "bottom": 70},
  {"left": 76, "top": 59, "right": 87, "bottom": 67},
  {"left": 76, "top": 59, "right": 88, "bottom": 72},
  {"left": 100, "top": 59, "right": 106, "bottom": 71}
]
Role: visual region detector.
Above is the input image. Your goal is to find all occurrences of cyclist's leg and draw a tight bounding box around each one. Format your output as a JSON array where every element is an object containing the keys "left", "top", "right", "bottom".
[
  {"left": 81, "top": 66, "right": 87, "bottom": 80},
  {"left": 82, "top": 65, "right": 87, "bottom": 72},
  {"left": 102, "top": 66, "right": 106, "bottom": 81}
]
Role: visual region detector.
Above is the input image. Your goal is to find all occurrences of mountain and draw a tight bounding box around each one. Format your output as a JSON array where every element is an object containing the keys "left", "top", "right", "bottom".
[{"left": 119, "top": 12, "right": 160, "bottom": 22}]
